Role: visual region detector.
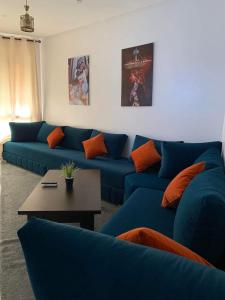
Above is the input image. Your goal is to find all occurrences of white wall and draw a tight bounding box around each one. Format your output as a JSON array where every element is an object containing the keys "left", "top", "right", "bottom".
[
  {"left": 222, "top": 115, "right": 225, "bottom": 161},
  {"left": 43, "top": 0, "right": 225, "bottom": 151}
]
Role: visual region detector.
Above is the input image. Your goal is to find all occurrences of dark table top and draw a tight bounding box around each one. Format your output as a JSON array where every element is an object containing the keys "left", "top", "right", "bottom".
[{"left": 18, "top": 169, "right": 101, "bottom": 214}]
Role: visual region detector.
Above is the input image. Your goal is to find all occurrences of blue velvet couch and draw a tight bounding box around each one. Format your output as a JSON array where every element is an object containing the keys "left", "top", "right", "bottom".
[
  {"left": 3, "top": 121, "right": 134, "bottom": 204},
  {"left": 2, "top": 122, "right": 183, "bottom": 204},
  {"left": 17, "top": 134, "right": 225, "bottom": 299}
]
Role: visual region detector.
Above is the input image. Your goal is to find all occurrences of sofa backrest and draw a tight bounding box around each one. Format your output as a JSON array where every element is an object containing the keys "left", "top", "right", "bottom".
[
  {"left": 10, "top": 121, "right": 44, "bottom": 142},
  {"left": 18, "top": 218, "right": 225, "bottom": 300},
  {"left": 36, "top": 122, "right": 58, "bottom": 143},
  {"left": 91, "top": 130, "right": 128, "bottom": 159},
  {"left": 61, "top": 126, "right": 93, "bottom": 151},
  {"left": 159, "top": 141, "right": 222, "bottom": 178},
  {"left": 132, "top": 135, "right": 183, "bottom": 155},
  {"left": 195, "top": 147, "right": 224, "bottom": 169},
  {"left": 173, "top": 167, "right": 225, "bottom": 268}
]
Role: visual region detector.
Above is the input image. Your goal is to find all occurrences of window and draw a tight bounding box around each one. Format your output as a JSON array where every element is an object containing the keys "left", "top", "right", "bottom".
[{"left": 0, "top": 37, "right": 41, "bottom": 142}]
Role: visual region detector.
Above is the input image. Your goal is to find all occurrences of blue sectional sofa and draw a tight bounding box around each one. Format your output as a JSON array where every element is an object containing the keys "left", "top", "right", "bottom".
[
  {"left": 17, "top": 126, "right": 225, "bottom": 299},
  {"left": 2, "top": 122, "right": 183, "bottom": 204},
  {"left": 3, "top": 121, "right": 134, "bottom": 204}
]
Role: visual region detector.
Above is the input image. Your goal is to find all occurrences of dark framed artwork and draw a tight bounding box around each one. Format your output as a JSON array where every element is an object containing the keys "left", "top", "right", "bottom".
[
  {"left": 68, "top": 55, "right": 89, "bottom": 105},
  {"left": 121, "top": 43, "right": 154, "bottom": 107}
]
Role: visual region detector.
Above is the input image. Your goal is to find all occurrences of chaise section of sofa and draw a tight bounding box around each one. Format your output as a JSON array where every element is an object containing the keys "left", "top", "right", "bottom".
[
  {"left": 16, "top": 136, "right": 225, "bottom": 299},
  {"left": 102, "top": 165, "right": 225, "bottom": 270},
  {"left": 18, "top": 218, "right": 225, "bottom": 300},
  {"left": 101, "top": 187, "right": 176, "bottom": 238},
  {"left": 124, "top": 169, "right": 171, "bottom": 201}
]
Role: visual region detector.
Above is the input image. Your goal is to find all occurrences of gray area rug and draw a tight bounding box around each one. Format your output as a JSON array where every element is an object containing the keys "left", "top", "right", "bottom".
[{"left": 0, "top": 162, "right": 118, "bottom": 300}]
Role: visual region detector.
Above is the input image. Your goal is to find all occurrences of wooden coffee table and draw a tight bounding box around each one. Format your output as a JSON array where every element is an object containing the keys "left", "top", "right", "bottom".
[{"left": 18, "top": 169, "right": 101, "bottom": 230}]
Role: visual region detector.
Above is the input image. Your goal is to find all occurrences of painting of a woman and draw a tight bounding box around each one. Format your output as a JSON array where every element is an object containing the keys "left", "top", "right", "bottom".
[{"left": 68, "top": 56, "right": 89, "bottom": 105}]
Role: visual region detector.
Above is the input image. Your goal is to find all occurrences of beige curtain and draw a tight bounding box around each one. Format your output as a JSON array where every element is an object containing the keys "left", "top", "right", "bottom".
[{"left": 0, "top": 37, "right": 41, "bottom": 141}]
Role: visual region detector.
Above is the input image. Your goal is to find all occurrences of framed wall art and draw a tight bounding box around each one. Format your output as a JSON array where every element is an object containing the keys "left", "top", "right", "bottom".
[
  {"left": 121, "top": 43, "right": 154, "bottom": 107},
  {"left": 68, "top": 55, "right": 89, "bottom": 105}
]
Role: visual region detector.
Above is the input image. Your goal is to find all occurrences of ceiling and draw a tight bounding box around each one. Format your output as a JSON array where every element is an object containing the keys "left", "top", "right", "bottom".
[{"left": 0, "top": 0, "right": 166, "bottom": 37}]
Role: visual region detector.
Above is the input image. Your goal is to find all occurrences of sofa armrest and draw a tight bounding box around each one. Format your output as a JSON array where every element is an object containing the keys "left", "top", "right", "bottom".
[
  {"left": 0, "top": 136, "right": 10, "bottom": 160},
  {"left": 18, "top": 218, "right": 225, "bottom": 300}
]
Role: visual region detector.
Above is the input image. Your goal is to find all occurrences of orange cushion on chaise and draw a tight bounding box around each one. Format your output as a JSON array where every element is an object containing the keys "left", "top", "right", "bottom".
[
  {"left": 118, "top": 227, "right": 212, "bottom": 267},
  {"left": 82, "top": 133, "right": 108, "bottom": 159},
  {"left": 130, "top": 140, "right": 161, "bottom": 173},
  {"left": 47, "top": 127, "right": 64, "bottom": 149},
  {"left": 161, "top": 162, "right": 205, "bottom": 208}
]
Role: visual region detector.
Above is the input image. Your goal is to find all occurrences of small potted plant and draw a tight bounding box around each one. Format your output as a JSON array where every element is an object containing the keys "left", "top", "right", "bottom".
[{"left": 61, "top": 162, "right": 78, "bottom": 191}]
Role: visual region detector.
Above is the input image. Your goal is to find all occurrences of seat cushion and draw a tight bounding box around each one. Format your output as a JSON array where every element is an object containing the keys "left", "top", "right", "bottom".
[
  {"left": 9, "top": 121, "right": 44, "bottom": 142},
  {"left": 159, "top": 141, "right": 222, "bottom": 178},
  {"left": 4, "top": 141, "right": 76, "bottom": 170},
  {"left": 18, "top": 218, "right": 225, "bottom": 300},
  {"left": 61, "top": 126, "right": 93, "bottom": 151},
  {"left": 37, "top": 123, "right": 58, "bottom": 143},
  {"left": 124, "top": 171, "right": 170, "bottom": 200},
  {"left": 101, "top": 188, "right": 176, "bottom": 238},
  {"left": 91, "top": 130, "right": 128, "bottom": 159},
  {"left": 174, "top": 167, "right": 225, "bottom": 267},
  {"left": 3, "top": 142, "right": 134, "bottom": 190},
  {"left": 89, "top": 157, "right": 134, "bottom": 189}
]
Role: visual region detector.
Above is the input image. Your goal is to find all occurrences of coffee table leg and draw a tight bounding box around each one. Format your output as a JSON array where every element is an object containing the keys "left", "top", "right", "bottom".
[{"left": 80, "top": 214, "right": 94, "bottom": 231}]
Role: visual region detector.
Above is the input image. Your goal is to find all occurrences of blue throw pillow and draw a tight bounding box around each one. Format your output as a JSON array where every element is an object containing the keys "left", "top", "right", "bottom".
[
  {"left": 159, "top": 141, "right": 222, "bottom": 178},
  {"left": 132, "top": 135, "right": 183, "bottom": 155},
  {"left": 131, "top": 135, "right": 183, "bottom": 170},
  {"left": 91, "top": 130, "right": 128, "bottom": 159},
  {"left": 9, "top": 121, "right": 44, "bottom": 142},
  {"left": 195, "top": 147, "right": 224, "bottom": 170},
  {"left": 173, "top": 167, "right": 225, "bottom": 267},
  {"left": 36, "top": 122, "right": 59, "bottom": 143},
  {"left": 62, "top": 126, "right": 93, "bottom": 151}
]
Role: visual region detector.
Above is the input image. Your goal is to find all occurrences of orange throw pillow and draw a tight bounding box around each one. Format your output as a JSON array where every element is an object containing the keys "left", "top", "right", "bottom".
[
  {"left": 130, "top": 140, "right": 161, "bottom": 172},
  {"left": 118, "top": 227, "right": 212, "bottom": 267},
  {"left": 83, "top": 133, "right": 107, "bottom": 159},
  {"left": 47, "top": 127, "right": 64, "bottom": 149},
  {"left": 162, "top": 162, "right": 205, "bottom": 208}
]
